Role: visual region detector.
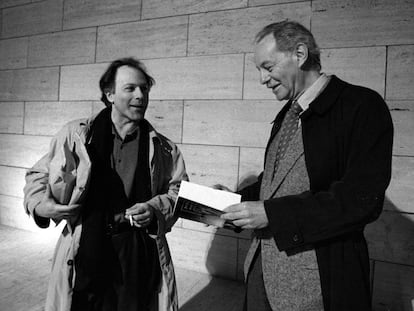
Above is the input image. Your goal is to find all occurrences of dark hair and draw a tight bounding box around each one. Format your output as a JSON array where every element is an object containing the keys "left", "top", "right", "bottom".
[
  {"left": 255, "top": 20, "right": 321, "bottom": 71},
  {"left": 99, "top": 57, "right": 155, "bottom": 107}
]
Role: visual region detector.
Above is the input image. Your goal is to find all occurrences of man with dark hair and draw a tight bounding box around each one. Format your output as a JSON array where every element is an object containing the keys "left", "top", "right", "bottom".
[
  {"left": 24, "top": 57, "right": 188, "bottom": 311},
  {"left": 221, "top": 21, "right": 393, "bottom": 310}
]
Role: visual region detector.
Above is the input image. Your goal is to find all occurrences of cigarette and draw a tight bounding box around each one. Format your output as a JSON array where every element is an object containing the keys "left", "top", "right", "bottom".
[{"left": 129, "top": 215, "right": 133, "bottom": 226}]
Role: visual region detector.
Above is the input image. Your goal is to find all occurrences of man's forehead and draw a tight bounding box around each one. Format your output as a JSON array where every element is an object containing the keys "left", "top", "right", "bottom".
[
  {"left": 115, "top": 65, "right": 146, "bottom": 84},
  {"left": 254, "top": 34, "right": 277, "bottom": 64}
]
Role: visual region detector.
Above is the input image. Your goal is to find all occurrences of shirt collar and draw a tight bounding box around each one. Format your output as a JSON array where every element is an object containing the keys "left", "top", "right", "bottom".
[
  {"left": 295, "top": 73, "right": 331, "bottom": 113},
  {"left": 111, "top": 122, "right": 139, "bottom": 142}
]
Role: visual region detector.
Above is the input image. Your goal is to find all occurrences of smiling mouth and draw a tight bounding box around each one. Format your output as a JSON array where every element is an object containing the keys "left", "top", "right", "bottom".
[{"left": 270, "top": 84, "right": 281, "bottom": 92}]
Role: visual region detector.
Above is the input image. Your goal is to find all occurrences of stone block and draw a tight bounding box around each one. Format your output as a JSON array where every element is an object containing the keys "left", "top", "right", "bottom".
[
  {"left": 384, "top": 156, "right": 414, "bottom": 214},
  {"left": 321, "top": 47, "right": 386, "bottom": 97},
  {"left": 178, "top": 144, "right": 239, "bottom": 190},
  {"left": 167, "top": 226, "right": 238, "bottom": 279},
  {"left": 0, "top": 195, "right": 39, "bottom": 232},
  {"left": 1, "top": 0, "right": 62, "bottom": 38},
  {"left": 146, "top": 100, "right": 183, "bottom": 143},
  {"left": 313, "top": 0, "right": 412, "bottom": 12},
  {"left": 182, "top": 100, "right": 276, "bottom": 147},
  {"left": 60, "top": 63, "right": 108, "bottom": 101},
  {"left": 145, "top": 54, "right": 244, "bottom": 100},
  {"left": 63, "top": 0, "right": 141, "bottom": 29},
  {"left": 0, "top": 0, "right": 31, "bottom": 9},
  {"left": 0, "top": 134, "right": 51, "bottom": 168},
  {"left": 386, "top": 45, "right": 414, "bottom": 100},
  {"left": 366, "top": 211, "right": 414, "bottom": 266},
  {"left": 372, "top": 261, "right": 414, "bottom": 311},
  {"left": 249, "top": 0, "right": 305, "bottom": 6},
  {"left": 0, "top": 166, "right": 26, "bottom": 198},
  {"left": 28, "top": 28, "right": 96, "bottom": 67},
  {"left": 312, "top": 2, "right": 414, "bottom": 48},
  {"left": 0, "top": 102, "right": 24, "bottom": 134},
  {"left": 389, "top": 100, "right": 414, "bottom": 156},
  {"left": 0, "top": 37, "right": 28, "bottom": 69},
  {"left": 188, "top": 3, "right": 311, "bottom": 55},
  {"left": 24, "top": 101, "right": 92, "bottom": 136},
  {"left": 0, "top": 68, "right": 59, "bottom": 101},
  {"left": 97, "top": 16, "right": 187, "bottom": 61},
  {"left": 142, "top": 0, "right": 247, "bottom": 19}
]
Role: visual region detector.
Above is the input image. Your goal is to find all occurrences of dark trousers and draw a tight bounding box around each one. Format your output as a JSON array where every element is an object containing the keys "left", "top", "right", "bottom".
[
  {"left": 244, "top": 247, "right": 273, "bottom": 311},
  {"left": 71, "top": 228, "right": 160, "bottom": 311}
]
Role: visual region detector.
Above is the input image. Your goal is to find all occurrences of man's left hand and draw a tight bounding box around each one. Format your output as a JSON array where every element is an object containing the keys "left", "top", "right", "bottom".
[
  {"left": 125, "top": 203, "right": 154, "bottom": 228},
  {"left": 221, "top": 201, "right": 268, "bottom": 229}
]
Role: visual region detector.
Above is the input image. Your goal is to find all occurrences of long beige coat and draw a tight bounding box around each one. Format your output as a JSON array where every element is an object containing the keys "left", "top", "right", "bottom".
[{"left": 23, "top": 116, "right": 188, "bottom": 311}]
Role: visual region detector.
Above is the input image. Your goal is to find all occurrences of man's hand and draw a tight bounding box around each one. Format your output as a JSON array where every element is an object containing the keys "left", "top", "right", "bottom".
[
  {"left": 34, "top": 184, "right": 80, "bottom": 220},
  {"left": 125, "top": 203, "right": 154, "bottom": 228},
  {"left": 221, "top": 201, "right": 268, "bottom": 229}
]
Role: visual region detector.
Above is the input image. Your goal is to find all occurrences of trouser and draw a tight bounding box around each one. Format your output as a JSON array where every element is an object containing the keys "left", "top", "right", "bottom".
[
  {"left": 71, "top": 227, "right": 160, "bottom": 311},
  {"left": 244, "top": 247, "right": 273, "bottom": 311}
]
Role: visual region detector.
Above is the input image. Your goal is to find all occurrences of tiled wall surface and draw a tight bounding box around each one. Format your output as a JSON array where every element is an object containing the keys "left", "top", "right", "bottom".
[{"left": 0, "top": 0, "right": 413, "bottom": 309}]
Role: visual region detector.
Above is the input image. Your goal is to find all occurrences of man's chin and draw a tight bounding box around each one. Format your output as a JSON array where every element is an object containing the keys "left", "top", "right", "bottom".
[
  {"left": 129, "top": 114, "right": 145, "bottom": 122},
  {"left": 271, "top": 87, "right": 290, "bottom": 101},
  {"left": 273, "top": 91, "right": 288, "bottom": 101}
]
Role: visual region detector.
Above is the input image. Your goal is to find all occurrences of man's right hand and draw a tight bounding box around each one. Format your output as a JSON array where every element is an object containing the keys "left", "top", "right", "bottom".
[{"left": 34, "top": 184, "right": 81, "bottom": 220}]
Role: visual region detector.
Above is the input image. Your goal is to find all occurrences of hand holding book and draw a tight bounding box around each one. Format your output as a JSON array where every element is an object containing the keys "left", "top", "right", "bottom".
[{"left": 175, "top": 181, "right": 242, "bottom": 232}]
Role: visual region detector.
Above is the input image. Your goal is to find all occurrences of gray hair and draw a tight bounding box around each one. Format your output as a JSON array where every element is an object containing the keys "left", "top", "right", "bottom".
[{"left": 255, "top": 20, "right": 321, "bottom": 71}]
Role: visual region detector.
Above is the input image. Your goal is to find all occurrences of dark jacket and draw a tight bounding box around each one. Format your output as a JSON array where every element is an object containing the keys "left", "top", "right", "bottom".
[{"left": 241, "top": 76, "right": 393, "bottom": 310}]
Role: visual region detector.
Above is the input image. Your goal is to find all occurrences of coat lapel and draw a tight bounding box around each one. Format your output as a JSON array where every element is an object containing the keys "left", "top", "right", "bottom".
[{"left": 266, "top": 128, "right": 304, "bottom": 199}]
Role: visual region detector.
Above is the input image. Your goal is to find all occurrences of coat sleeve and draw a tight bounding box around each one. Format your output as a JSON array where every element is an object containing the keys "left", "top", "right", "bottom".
[
  {"left": 146, "top": 143, "right": 189, "bottom": 236},
  {"left": 23, "top": 121, "right": 84, "bottom": 229},
  {"left": 264, "top": 90, "right": 393, "bottom": 251},
  {"left": 23, "top": 136, "right": 59, "bottom": 228}
]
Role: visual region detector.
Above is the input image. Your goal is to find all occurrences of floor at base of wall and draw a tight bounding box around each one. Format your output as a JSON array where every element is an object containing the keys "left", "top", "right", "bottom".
[{"left": 0, "top": 224, "right": 244, "bottom": 311}]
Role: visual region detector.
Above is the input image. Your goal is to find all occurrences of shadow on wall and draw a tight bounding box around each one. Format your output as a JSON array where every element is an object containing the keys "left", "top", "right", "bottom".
[
  {"left": 180, "top": 186, "right": 414, "bottom": 311},
  {"left": 179, "top": 175, "right": 257, "bottom": 311},
  {"left": 179, "top": 227, "right": 246, "bottom": 311},
  {"left": 366, "top": 196, "right": 414, "bottom": 311}
]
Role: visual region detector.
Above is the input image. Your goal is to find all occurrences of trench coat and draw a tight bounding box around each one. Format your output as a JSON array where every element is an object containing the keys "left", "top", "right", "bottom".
[{"left": 24, "top": 115, "right": 188, "bottom": 311}]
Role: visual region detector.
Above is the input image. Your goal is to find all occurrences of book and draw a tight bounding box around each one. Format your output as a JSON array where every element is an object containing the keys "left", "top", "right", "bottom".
[{"left": 176, "top": 181, "right": 242, "bottom": 231}]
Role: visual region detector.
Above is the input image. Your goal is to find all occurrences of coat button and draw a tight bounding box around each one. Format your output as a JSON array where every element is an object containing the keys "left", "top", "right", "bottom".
[
  {"left": 67, "top": 259, "right": 74, "bottom": 266},
  {"left": 293, "top": 234, "right": 299, "bottom": 242},
  {"left": 106, "top": 224, "right": 113, "bottom": 235}
]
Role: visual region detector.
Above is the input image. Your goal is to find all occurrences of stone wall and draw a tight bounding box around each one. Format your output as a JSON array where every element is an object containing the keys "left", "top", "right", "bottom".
[{"left": 0, "top": 0, "right": 413, "bottom": 309}]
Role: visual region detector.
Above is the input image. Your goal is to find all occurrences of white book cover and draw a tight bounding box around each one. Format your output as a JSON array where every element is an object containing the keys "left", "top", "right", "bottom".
[{"left": 175, "top": 181, "right": 241, "bottom": 230}]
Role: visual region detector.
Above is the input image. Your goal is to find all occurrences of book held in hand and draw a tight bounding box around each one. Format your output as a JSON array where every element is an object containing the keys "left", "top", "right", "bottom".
[{"left": 175, "top": 181, "right": 242, "bottom": 231}]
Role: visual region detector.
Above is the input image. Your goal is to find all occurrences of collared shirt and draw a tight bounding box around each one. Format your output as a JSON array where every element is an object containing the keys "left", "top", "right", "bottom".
[
  {"left": 111, "top": 124, "right": 140, "bottom": 203},
  {"left": 296, "top": 73, "right": 331, "bottom": 114}
]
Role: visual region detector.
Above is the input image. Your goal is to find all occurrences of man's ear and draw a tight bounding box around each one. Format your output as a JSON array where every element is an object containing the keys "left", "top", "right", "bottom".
[
  {"left": 294, "top": 43, "right": 308, "bottom": 69},
  {"left": 106, "top": 92, "right": 114, "bottom": 104}
]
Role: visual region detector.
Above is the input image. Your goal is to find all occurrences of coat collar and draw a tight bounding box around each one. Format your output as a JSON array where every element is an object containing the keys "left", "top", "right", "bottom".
[
  {"left": 80, "top": 107, "right": 172, "bottom": 153},
  {"left": 300, "top": 75, "right": 347, "bottom": 120},
  {"left": 263, "top": 76, "right": 347, "bottom": 198}
]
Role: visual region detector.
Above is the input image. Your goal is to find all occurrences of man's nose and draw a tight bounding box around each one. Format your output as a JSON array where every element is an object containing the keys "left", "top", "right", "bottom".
[
  {"left": 259, "top": 69, "right": 270, "bottom": 85},
  {"left": 133, "top": 87, "right": 143, "bottom": 99}
]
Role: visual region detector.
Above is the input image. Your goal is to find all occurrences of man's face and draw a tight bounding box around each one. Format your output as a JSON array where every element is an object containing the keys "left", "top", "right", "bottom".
[
  {"left": 107, "top": 65, "right": 149, "bottom": 123},
  {"left": 254, "top": 34, "right": 299, "bottom": 101}
]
